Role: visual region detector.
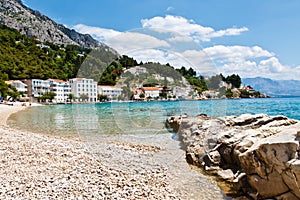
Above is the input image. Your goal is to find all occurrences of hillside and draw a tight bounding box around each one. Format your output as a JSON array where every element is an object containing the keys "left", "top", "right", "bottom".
[
  {"left": 0, "top": 0, "right": 117, "bottom": 54},
  {"left": 242, "top": 77, "right": 300, "bottom": 97},
  {"left": 0, "top": 24, "right": 118, "bottom": 81}
]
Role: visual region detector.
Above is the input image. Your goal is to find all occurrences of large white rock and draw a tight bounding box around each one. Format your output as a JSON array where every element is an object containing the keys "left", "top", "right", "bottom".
[{"left": 167, "top": 114, "right": 300, "bottom": 199}]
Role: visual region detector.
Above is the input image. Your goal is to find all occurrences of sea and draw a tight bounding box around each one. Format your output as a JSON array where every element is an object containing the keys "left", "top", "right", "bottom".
[
  {"left": 7, "top": 97, "right": 300, "bottom": 199},
  {"left": 8, "top": 97, "right": 300, "bottom": 139}
]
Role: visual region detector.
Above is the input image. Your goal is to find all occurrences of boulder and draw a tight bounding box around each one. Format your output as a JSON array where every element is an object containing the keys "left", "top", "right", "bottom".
[{"left": 166, "top": 114, "right": 300, "bottom": 199}]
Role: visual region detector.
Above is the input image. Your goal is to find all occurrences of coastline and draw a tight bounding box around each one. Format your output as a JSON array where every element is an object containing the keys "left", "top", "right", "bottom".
[{"left": 0, "top": 104, "right": 227, "bottom": 199}]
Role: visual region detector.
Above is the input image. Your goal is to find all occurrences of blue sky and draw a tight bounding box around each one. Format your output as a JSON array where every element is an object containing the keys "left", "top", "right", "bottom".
[{"left": 23, "top": 0, "right": 300, "bottom": 80}]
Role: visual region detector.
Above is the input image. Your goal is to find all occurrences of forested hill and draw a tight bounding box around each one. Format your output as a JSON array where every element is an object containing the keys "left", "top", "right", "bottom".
[{"left": 0, "top": 24, "right": 119, "bottom": 81}]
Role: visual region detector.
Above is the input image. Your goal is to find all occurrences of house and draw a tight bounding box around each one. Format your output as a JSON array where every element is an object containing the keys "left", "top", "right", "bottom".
[
  {"left": 5, "top": 80, "right": 27, "bottom": 93},
  {"left": 98, "top": 85, "right": 123, "bottom": 100},
  {"left": 31, "top": 79, "right": 51, "bottom": 98},
  {"left": 133, "top": 88, "right": 144, "bottom": 100},
  {"left": 173, "top": 86, "right": 191, "bottom": 99},
  {"left": 143, "top": 87, "right": 160, "bottom": 98},
  {"left": 69, "top": 78, "right": 98, "bottom": 102},
  {"left": 245, "top": 86, "right": 256, "bottom": 93},
  {"left": 49, "top": 79, "right": 71, "bottom": 103}
]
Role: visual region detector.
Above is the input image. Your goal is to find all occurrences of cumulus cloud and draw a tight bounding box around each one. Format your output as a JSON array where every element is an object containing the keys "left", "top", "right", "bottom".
[
  {"left": 177, "top": 45, "right": 300, "bottom": 80},
  {"left": 141, "top": 15, "right": 249, "bottom": 42},
  {"left": 182, "top": 46, "right": 299, "bottom": 80},
  {"left": 203, "top": 45, "right": 274, "bottom": 62},
  {"left": 73, "top": 24, "right": 170, "bottom": 55},
  {"left": 73, "top": 15, "right": 300, "bottom": 80}
]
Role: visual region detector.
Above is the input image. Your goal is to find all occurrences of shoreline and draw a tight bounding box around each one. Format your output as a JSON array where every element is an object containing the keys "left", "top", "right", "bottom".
[{"left": 0, "top": 104, "right": 227, "bottom": 199}]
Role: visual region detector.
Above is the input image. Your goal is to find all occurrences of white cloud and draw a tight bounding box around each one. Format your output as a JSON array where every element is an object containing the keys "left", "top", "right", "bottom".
[
  {"left": 178, "top": 46, "right": 300, "bottom": 80},
  {"left": 73, "top": 24, "right": 170, "bottom": 55},
  {"left": 194, "top": 46, "right": 300, "bottom": 80},
  {"left": 73, "top": 24, "right": 121, "bottom": 42},
  {"left": 166, "top": 6, "right": 175, "bottom": 11},
  {"left": 106, "top": 32, "right": 170, "bottom": 55},
  {"left": 167, "top": 35, "right": 193, "bottom": 43},
  {"left": 128, "top": 49, "right": 190, "bottom": 67},
  {"left": 203, "top": 45, "right": 274, "bottom": 62},
  {"left": 141, "top": 15, "right": 248, "bottom": 42},
  {"left": 259, "top": 57, "right": 285, "bottom": 73},
  {"left": 73, "top": 16, "right": 300, "bottom": 80}
]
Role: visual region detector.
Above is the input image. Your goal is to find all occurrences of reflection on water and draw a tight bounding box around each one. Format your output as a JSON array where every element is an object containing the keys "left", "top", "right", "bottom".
[{"left": 7, "top": 98, "right": 300, "bottom": 138}]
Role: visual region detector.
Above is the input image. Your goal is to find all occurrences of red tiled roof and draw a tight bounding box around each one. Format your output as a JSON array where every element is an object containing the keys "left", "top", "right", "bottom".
[
  {"left": 49, "top": 79, "right": 66, "bottom": 83},
  {"left": 143, "top": 87, "right": 160, "bottom": 91}
]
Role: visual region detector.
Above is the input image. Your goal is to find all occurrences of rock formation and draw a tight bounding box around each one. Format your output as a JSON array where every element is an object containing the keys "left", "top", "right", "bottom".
[
  {"left": 0, "top": 0, "right": 118, "bottom": 55},
  {"left": 167, "top": 113, "right": 300, "bottom": 199}
]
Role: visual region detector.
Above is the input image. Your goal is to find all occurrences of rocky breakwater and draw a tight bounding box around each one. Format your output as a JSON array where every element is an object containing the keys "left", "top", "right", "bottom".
[{"left": 166, "top": 114, "right": 300, "bottom": 199}]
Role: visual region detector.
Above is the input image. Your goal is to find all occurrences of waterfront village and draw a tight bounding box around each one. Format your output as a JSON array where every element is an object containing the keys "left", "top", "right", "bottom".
[{"left": 3, "top": 66, "right": 266, "bottom": 104}]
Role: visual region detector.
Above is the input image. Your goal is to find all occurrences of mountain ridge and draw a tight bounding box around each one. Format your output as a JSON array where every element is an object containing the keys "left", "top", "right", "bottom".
[
  {"left": 0, "top": 0, "right": 117, "bottom": 55},
  {"left": 242, "top": 77, "right": 300, "bottom": 97}
]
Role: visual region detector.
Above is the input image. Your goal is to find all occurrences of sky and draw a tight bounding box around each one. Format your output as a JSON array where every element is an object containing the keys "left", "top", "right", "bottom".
[{"left": 23, "top": 0, "right": 300, "bottom": 80}]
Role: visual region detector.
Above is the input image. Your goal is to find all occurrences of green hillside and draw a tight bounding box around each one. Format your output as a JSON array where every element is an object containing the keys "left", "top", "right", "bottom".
[{"left": 0, "top": 23, "right": 95, "bottom": 81}]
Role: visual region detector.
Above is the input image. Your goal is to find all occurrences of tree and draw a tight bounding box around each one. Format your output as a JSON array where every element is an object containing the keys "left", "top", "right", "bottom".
[
  {"left": 118, "top": 55, "right": 138, "bottom": 68},
  {"left": 225, "top": 89, "right": 233, "bottom": 98},
  {"left": 68, "top": 93, "right": 74, "bottom": 102},
  {"left": 79, "top": 94, "right": 89, "bottom": 101},
  {"left": 38, "top": 92, "right": 56, "bottom": 102},
  {"left": 98, "top": 94, "right": 108, "bottom": 102},
  {"left": 225, "top": 74, "right": 241, "bottom": 88},
  {"left": 0, "top": 80, "right": 9, "bottom": 98},
  {"left": 139, "top": 93, "right": 145, "bottom": 99},
  {"left": 143, "top": 77, "right": 158, "bottom": 87}
]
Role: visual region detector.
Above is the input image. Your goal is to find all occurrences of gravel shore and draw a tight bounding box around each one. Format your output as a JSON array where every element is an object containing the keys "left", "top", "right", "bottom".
[{"left": 0, "top": 104, "right": 227, "bottom": 199}]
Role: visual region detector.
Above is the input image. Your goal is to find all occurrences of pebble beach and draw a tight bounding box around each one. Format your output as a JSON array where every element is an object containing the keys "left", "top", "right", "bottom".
[{"left": 0, "top": 104, "right": 227, "bottom": 200}]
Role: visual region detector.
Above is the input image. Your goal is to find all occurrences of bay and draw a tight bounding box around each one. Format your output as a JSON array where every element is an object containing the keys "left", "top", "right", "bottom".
[{"left": 7, "top": 97, "right": 300, "bottom": 138}]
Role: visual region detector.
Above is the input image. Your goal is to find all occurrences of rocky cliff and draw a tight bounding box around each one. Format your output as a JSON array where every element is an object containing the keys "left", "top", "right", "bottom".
[
  {"left": 167, "top": 114, "right": 300, "bottom": 199},
  {"left": 0, "top": 0, "right": 117, "bottom": 53}
]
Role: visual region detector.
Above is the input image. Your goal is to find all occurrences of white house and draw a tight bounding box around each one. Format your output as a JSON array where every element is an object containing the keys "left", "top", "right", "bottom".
[
  {"left": 143, "top": 87, "right": 160, "bottom": 98},
  {"left": 5, "top": 80, "right": 27, "bottom": 93},
  {"left": 49, "top": 79, "right": 71, "bottom": 103},
  {"left": 69, "top": 78, "right": 98, "bottom": 102},
  {"left": 31, "top": 79, "right": 51, "bottom": 97},
  {"left": 98, "top": 85, "right": 123, "bottom": 99},
  {"left": 173, "top": 86, "right": 194, "bottom": 99}
]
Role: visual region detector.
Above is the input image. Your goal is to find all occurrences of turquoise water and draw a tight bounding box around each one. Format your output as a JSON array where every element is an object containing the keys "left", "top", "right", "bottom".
[{"left": 8, "top": 97, "right": 300, "bottom": 138}]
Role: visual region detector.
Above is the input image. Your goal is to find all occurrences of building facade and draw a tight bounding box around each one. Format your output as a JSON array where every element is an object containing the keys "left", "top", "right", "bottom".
[
  {"left": 5, "top": 80, "right": 28, "bottom": 93},
  {"left": 31, "top": 79, "right": 51, "bottom": 98},
  {"left": 143, "top": 87, "right": 160, "bottom": 98},
  {"left": 49, "top": 79, "right": 71, "bottom": 103},
  {"left": 69, "top": 78, "right": 98, "bottom": 102},
  {"left": 98, "top": 85, "right": 123, "bottom": 100}
]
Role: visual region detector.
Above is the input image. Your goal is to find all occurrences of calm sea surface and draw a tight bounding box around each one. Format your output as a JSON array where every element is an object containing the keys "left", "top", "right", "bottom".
[
  {"left": 7, "top": 97, "right": 300, "bottom": 199},
  {"left": 8, "top": 97, "right": 300, "bottom": 138}
]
